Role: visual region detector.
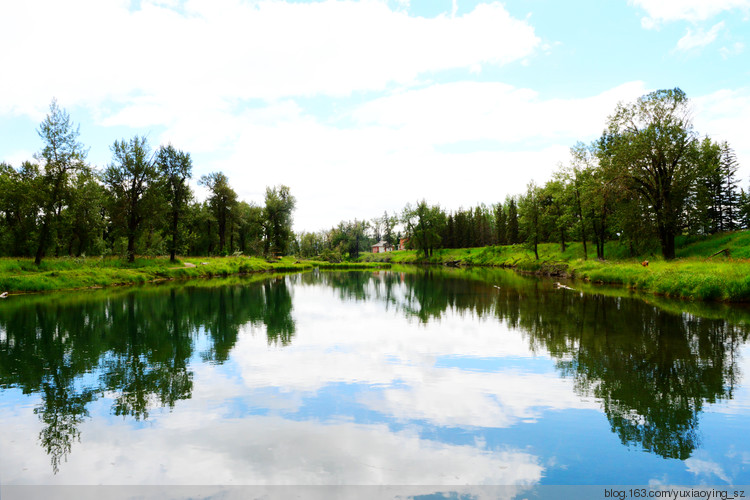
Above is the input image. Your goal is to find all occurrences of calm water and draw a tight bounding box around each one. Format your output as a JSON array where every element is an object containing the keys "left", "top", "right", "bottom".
[{"left": 1, "top": 268, "right": 749, "bottom": 493}]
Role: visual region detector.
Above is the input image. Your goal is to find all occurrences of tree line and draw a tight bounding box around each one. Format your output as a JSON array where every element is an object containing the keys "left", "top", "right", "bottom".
[
  {"left": 3, "top": 89, "right": 749, "bottom": 264},
  {"left": 0, "top": 100, "right": 296, "bottom": 263},
  {"left": 302, "top": 88, "right": 749, "bottom": 261}
]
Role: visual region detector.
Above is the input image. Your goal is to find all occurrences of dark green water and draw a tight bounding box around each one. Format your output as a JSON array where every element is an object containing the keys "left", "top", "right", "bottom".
[{"left": 1, "top": 268, "right": 749, "bottom": 492}]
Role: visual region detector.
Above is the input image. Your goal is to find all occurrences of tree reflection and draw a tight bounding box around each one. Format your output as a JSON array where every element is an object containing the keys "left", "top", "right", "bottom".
[
  {"left": 0, "top": 276, "right": 295, "bottom": 472},
  {"left": 305, "top": 268, "right": 748, "bottom": 460},
  {"left": 0, "top": 269, "right": 747, "bottom": 471},
  {"left": 263, "top": 278, "right": 295, "bottom": 346}
]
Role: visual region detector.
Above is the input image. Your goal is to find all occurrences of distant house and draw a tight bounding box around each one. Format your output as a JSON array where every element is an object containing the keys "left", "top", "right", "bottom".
[
  {"left": 398, "top": 238, "right": 409, "bottom": 251},
  {"left": 371, "top": 241, "right": 393, "bottom": 253}
]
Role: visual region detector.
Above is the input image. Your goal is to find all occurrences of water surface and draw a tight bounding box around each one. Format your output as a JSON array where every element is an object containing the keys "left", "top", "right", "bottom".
[{"left": 1, "top": 268, "right": 749, "bottom": 492}]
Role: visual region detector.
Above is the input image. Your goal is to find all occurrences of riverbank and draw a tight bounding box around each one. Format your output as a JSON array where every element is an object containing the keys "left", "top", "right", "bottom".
[
  {"left": 0, "top": 256, "right": 390, "bottom": 294},
  {"left": 1, "top": 230, "right": 748, "bottom": 301},
  {"left": 360, "top": 231, "right": 750, "bottom": 302}
]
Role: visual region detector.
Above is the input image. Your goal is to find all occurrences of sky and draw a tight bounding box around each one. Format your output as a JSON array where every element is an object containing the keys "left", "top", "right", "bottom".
[{"left": 1, "top": 0, "right": 749, "bottom": 232}]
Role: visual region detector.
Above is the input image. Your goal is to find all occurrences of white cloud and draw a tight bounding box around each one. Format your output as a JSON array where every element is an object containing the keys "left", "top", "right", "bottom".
[
  {"left": 720, "top": 41, "right": 746, "bottom": 58},
  {"left": 223, "top": 283, "right": 598, "bottom": 429},
  {"left": 630, "top": 0, "right": 750, "bottom": 26},
  {"left": 2, "top": 150, "right": 36, "bottom": 167},
  {"left": 0, "top": 0, "right": 548, "bottom": 229},
  {"left": 674, "top": 22, "right": 725, "bottom": 52},
  {"left": 0, "top": 277, "right": 558, "bottom": 489},
  {"left": 184, "top": 80, "right": 647, "bottom": 230},
  {"left": 351, "top": 81, "right": 646, "bottom": 145},
  {"left": 684, "top": 457, "right": 732, "bottom": 483},
  {"left": 1, "top": 411, "right": 544, "bottom": 488},
  {"left": 0, "top": 0, "right": 540, "bottom": 117},
  {"left": 693, "top": 87, "right": 750, "bottom": 185}
]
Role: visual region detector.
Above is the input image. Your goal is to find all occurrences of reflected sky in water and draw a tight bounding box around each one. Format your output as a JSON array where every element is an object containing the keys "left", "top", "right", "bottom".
[{"left": 1, "top": 269, "right": 749, "bottom": 488}]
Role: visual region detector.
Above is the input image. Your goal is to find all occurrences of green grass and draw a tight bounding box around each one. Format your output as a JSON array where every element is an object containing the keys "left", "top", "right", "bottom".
[
  {"left": 307, "top": 261, "right": 392, "bottom": 270},
  {"left": 0, "top": 256, "right": 314, "bottom": 293},
  {"left": 0, "top": 255, "right": 394, "bottom": 294},
  {"left": 358, "top": 230, "right": 750, "bottom": 302},
  {"left": 2, "top": 231, "right": 748, "bottom": 300}
]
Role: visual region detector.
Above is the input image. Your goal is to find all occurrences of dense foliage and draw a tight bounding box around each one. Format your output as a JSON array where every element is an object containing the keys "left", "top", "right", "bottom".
[
  {"left": 0, "top": 101, "right": 297, "bottom": 262},
  {"left": 304, "top": 88, "right": 748, "bottom": 261},
  {"left": 2, "top": 90, "right": 747, "bottom": 263}
]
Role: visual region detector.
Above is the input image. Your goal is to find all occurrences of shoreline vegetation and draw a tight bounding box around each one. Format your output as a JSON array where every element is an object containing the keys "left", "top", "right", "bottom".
[
  {"left": 1, "top": 230, "right": 749, "bottom": 303},
  {"left": 360, "top": 230, "right": 750, "bottom": 303},
  {"left": 3, "top": 91, "right": 750, "bottom": 305},
  {"left": 0, "top": 256, "right": 391, "bottom": 295}
]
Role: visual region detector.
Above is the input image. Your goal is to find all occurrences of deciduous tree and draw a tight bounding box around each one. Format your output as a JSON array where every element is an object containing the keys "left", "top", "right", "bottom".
[
  {"left": 605, "top": 88, "right": 698, "bottom": 259},
  {"left": 199, "top": 172, "right": 237, "bottom": 255},
  {"left": 34, "top": 99, "right": 89, "bottom": 265},
  {"left": 155, "top": 145, "right": 193, "bottom": 262},
  {"left": 263, "top": 185, "right": 296, "bottom": 256},
  {"left": 104, "top": 136, "right": 158, "bottom": 262}
]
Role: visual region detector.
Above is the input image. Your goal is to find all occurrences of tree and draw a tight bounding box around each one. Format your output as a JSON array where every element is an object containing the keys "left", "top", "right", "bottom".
[
  {"left": 104, "top": 136, "right": 159, "bottom": 262},
  {"left": 506, "top": 198, "right": 519, "bottom": 244},
  {"left": 370, "top": 216, "right": 382, "bottom": 242},
  {"left": 234, "top": 201, "right": 265, "bottom": 256},
  {"left": 688, "top": 137, "right": 723, "bottom": 235},
  {"left": 541, "top": 178, "right": 573, "bottom": 253},
  {"left": 331, "top": 219, "right": 369, "bottom": 259},
  {"left": 518, "top": 182, "right": 542, "bottom": 260},
  {"left": 199, "top": 172, "right": 237, "bottom": 255},
  {"left": 66, "top": 169, "right": 106, "bottom": 256},
  {"left": 739, "top": 188, "right": 750, "bottom": 230},
  {"left": 297, "top": 231, "right": 326, "bottom": 258},
  {"left": 33, "top": 99, "right": 89, "bottom": 265},
  {"left": 494, "top": 203, "right": 507, "bottom": 246},
  {"left": 381, "top": 211, "right": 398, "bottom": 246},
  {"left": 0, "top": 161, "right": 42, "bottom": 257},
  {"left": 155, "top": 145, "right": 193, "bottom": 262},
  {"left": 263, "top": 185, "right": 296, "bottom": 256},
  {"left": 563, "top": 143, "right": 594, "bottom": 259},
  {"left": 720, "top": 142, "right": 740, "bottom": 231},
  {"left": 605, "top": 88, "right": 698, "bottom": 259},
  {"left": 402, "top": 200, "right": 446, "bottom": 258}
]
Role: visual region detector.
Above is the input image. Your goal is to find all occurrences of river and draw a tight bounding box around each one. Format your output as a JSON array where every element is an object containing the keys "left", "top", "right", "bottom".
[{"left": 1, "top": 268, "right": 749, "bottom": 497}]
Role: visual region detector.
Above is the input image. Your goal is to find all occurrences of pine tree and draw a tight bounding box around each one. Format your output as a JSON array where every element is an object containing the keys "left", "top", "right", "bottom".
[
  {"left": 495, "top": 204, "right": 507, "bottom": 245},
  {"left": 507, "top": 198, "right": 519, "bottom": 244},
  {"left": 720, "top": 142, "right": 740, "bottom": 231}
]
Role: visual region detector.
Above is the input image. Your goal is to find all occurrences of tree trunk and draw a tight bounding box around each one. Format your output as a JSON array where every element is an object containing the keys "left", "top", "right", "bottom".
[
  {"left": 575, "top": 189, "right": 587, "bottom": 260},
  {"left": 127, "top": 234, "right": 136, "bottom": 262},
  {"left": 658, "top": 224, "right": 676, "bottom": 260},
  {"left": 34, "top": 217, "right": 50, "bottom": 265},
  {"left": 218, "top": 218, "right": 226, "bottom": 254},
  {"left": 170, "top": 209, "right": 178, "bottom": 262},
  {"left": 127, "top": 211, "right": 138, "bottom": 263},
  {"left": 559, "top": 225, "right": 566, "bottom": 253}
]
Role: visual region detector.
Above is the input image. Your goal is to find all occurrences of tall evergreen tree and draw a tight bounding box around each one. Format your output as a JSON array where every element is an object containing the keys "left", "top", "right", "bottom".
[
  {"left": 495, "top": 204, "right": 507, "bottom": 246},
  {"left": 720, "top": 142, "right": 740, "bottom": 231},
  {"left": 506, "top": 198, "right": 519, "bottom": 244}
]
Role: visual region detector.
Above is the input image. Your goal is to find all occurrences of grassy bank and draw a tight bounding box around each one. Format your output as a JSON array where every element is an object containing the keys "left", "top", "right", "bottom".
[
  {"left": 360, "top": 231, "right": 750, "bottom": 302},
  {"left": 1, "top": 230, "right": 747, "bottom": 301},
  {"left": 0, "top": 256, "right": 390, "bottom": 294}
]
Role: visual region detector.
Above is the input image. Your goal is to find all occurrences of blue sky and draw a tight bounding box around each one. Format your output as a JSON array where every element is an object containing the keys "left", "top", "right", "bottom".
[{"left": 1, "top": 0, "right": 748, "bottom": 231}]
